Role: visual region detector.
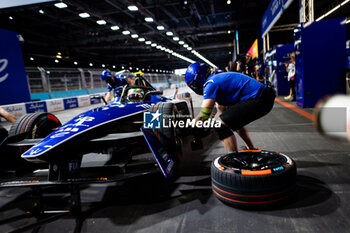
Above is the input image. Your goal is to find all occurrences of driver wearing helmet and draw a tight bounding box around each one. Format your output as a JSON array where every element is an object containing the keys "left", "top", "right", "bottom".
[
  {"left": 185, "top": 62, "right": 275, "bottom": 153},
  {"left": 127, "top": 88, "right": 144, "bottom": 102},
  {"left": 101, "top": 70, "right": 129, "bottom": 102}
]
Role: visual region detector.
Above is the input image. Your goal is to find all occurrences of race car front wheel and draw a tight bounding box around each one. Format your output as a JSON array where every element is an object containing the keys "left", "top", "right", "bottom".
[
  {"left": 9, "top": 112, "right": 62, "bottom": 154},
  {"left": 0, "top": 124, "right": 8, "bottom": 143},
  {"left": 211, "top": 150, "right": 296, "bottom": 208},
  {"left": 9, "top": 112, "right": 61, "bottom": 139}
]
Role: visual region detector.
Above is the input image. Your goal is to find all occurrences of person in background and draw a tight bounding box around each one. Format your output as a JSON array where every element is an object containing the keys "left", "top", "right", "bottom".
[
  {"left": 185, "top": 62, "right": 275, "bottom": 153},
  {"left": 101, "top": 70, "right": 129, "bottom": 102},
  {"left": 284, "top": 52, "right": 296, "bottom": 101},
  {"left": 254, "top": 56, "right": 264, "bottom": 83},
  {"left": 244, "top": 53, "right": 256, "bottom": 78},
  {"left": 0, "top": 107, "right": 16, "bottom": 123}
]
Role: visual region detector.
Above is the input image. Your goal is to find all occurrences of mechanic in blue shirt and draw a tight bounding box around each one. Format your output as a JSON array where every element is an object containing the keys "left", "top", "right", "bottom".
[
  {"left": 101, "top": 70, "right": 129, "bottom": 102},
  {"left": 185, "top": 62, "right": 275, "bottom": 153}
]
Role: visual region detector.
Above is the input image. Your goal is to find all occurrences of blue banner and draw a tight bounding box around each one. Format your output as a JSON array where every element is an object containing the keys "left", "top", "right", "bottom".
[
  {"left": 261, "top": 0, "right": 294, "bottom": 37},
  {"left": 63, "top": 97, "right": 79, "bottom": 109},
  {"left": 0, "top": 29, "right": 31, "bottom": 105},
  {"left": 25, "top": 101, "right": 47, "bottom": 113}
]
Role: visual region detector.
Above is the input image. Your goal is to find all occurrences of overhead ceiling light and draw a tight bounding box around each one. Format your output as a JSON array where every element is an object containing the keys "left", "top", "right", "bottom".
[
  {"left": 187, "top": 47, "right": 192, "bottom": 50},
  {"left": 316, "top": 0, "right": 349, "bottom": 21},
  {"left": 30, "top": 57, "right": 34, "bottom": 61},
  {"left": 151, "top": 43, "right": 157, "bottom": 47},
  {"left": 145, "top": 41, "right": 152, "bottom": 45},
  {"left": 227, "top": 0, "right": 231, "bottom": 4},
  {"left": 54, "top": 2, "right": 68, "bottom": 8},
  {"left": 74, "top": 61, "right": 78, "bottom": 65},
  {"left": 79, "top": 13, "right": 90, "bottom": 18},
  {"left": 39, "top": 9, "right": 44, "bottom": 14},
  {"left": 156, "top": 45, "right": 161, "bottom": 49},
  {"left": 183, "top": 44, "right": 189, "bottom": 48},
  {"left": 145, "top": 17, "right": 153, "bottom": 22},
  {"left": 227, "top": 30, "right": 231, "bottom": 34},
  {"left": 56, "top": 55, "right": 62, "bottom": 58},
  {"left": 110, "top": 25, "right": 119, "bottom": 30},
  {"left": 157, "top": 26, "right": 165, "bottom": 30},
  {"left": 131, "top": 34, "right": 139, "bottom": 38},
  {"left": 138, "top": 38, "right": 145, "bottom": 42},
  {"left": 102, "top": 64, "right": 105, "bottom": 68},
  {"left": 166, "top": 31, "right": 174, "bottom": 36},
  {"left": 89, "top": 63, "right": 93, "bottom": 66},
  {"left": 8, "top": 16, "right": 13, "bottom": 20},
  {"left": 173, "top": 37, "right": 179, "bottom": 41},
  {"left": 178, "top": 41, "right": 185, "bottom": 45},
  {"left": 128, "top": 5, "right": 138, "bottom": 11},
  {"left": 54, "top": 59, "right": 59, "bottom": 63},
  {"left": 113, "top": 65, "right": 116, "bottom": 68},
  {"left": 122, "top": 30, "right": 130, "bottom": 35},
  {"left": 96, "top": 20, "right": 107, "bottom": 25}
]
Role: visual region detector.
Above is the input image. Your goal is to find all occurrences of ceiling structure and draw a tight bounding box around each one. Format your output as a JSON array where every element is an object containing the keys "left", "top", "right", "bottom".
[{"left": 0, "top": 0, "right": 349, "bottom": 71}]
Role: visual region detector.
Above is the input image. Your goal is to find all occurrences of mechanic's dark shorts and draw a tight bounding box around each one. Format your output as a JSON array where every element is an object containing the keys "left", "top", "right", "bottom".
[{"left": 214, "top": 87, "right": 276, "bottom": 140}]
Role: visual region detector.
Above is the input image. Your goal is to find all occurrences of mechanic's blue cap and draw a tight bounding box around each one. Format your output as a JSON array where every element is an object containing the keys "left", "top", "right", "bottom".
[
  {"left": 101, "top": 70, "right": 112, "bottom": 81},
  {"left": 185, "top": 62, "right": 210, "bottom": 95},
  {"left": 114, "top": 73, "right": 125, "bottom": 79}
]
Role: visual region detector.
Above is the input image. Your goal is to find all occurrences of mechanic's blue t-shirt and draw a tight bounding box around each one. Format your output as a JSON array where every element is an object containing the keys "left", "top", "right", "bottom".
[
  {"left": 107, "top": 77, "right": 128, "bottom": 92},
  {"left": 203, "top": 72, "right": 266, "bottom": 106}
]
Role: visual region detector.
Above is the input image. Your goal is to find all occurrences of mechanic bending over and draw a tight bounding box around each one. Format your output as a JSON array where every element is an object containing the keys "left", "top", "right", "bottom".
[
  {"left": 101, "top": 70, "right": 129, "bottom": 102},
  {"left": 185, "top": 62, "right": 276, "bottom": 153}
]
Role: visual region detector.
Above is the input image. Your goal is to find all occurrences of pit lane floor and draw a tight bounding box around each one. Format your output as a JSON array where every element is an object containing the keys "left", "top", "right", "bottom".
[{"left": 1, "top": 86, "right": 350, "bottom": 233}]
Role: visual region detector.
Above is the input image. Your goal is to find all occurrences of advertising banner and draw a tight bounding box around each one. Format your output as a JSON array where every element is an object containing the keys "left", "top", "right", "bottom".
[
  {"left": 247, "top": 39, "right": 258, "bottom": 59},
  {"left": 77, "top": 95, "right": 91, "bottom": 107},
  {"left": 25, "top": 101, "right": 47, "bottom": 113},
  {"left": 63, "top": 98, "right": 79, "bottom": 109},
  {"left": 0, "top": 103, "right": 26, "bottom": 121},
  {"left": 261, "top": 0, "right": 294, "bottom": 37},
  {"left": 46, "top": 99, "right": 64, "bottom": 112},
  {"left": 0, "top": 29, "right": 31, "bottom": 105}
]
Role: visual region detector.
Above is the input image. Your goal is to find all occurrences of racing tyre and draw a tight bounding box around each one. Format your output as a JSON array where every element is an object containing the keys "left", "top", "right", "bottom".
[
  {"left": 0, "top": 124, "right": 8, "bottom": 143},
  {"left": 9, "top": 112, "right": 61, "bottom": 138},
  {"left": 211, "top": 150, "right": 296, "bottom": 208},
  {"left": 9, "top": 112, "right": 61, "bottom": 153}
]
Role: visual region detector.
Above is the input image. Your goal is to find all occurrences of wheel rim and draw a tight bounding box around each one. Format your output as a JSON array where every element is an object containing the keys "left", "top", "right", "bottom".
[{"left": 219, "top": 151, "right": 288, "bottom": 170}]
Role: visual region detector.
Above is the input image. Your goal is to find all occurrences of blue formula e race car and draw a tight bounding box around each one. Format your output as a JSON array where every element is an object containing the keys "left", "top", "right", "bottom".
[{"left": 0, "top": 75, "right": 196, "bottom": 187}]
